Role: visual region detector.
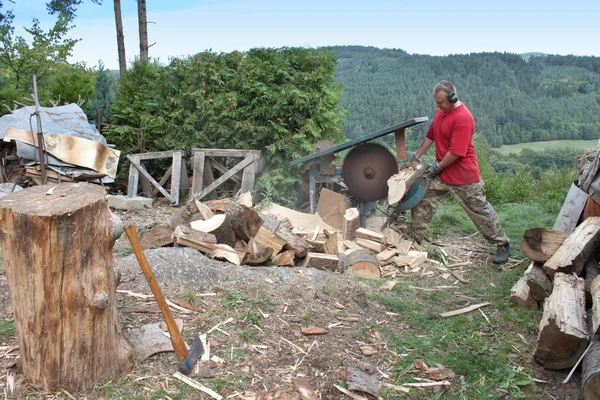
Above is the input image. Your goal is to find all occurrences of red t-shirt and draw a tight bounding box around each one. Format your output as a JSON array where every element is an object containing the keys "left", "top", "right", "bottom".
[{"left": 425, "top": 104, "right": 481, "bottom": 185}]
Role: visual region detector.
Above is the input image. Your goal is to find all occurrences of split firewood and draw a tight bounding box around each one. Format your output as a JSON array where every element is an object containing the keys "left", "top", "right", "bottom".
[
  {"left": 392, "top": 251, "right": 427, "bottom": 268},
  {"left": 190, "top": 214, "right": 226, "bottom": 233},
  {"left": 194, "top": 200, "right": 214, "bottom": 220},
  {"left": 274, "top": 250, "right": 295, "bottom": 266},
  {"left": 205, "top": 198, "right": 230, "bottom": 213},
  {"left": 376, "top": 249, "right": 397, "bottom": 263},
  {"left": 395, "top": 240, "right": 413, "bottom": 255},
  {"left": 253, "top": 225, "right": 287, "bottom": 259},
  {"left": 510, "top": 274, "right": 540, "bottom": 310},
  {"left": 340, "top": 249, "right": 381, "bottom": 280},
  {"left": 172, "top": 225, "right": 218, "bottom": 253},
  {"left": 234, "top": 191, "right": 253, "bottom": 207},
  {"left": 585, "top": 257, "right": 600, "bottom": 305},
  {"left": 387, "top": 165, "right": 423, "bottom": 206},
  {"left": 139, "top": 223, "right": 174, "bottom": 250},
  {"left": 382, "top": 227, "right": 402, "bottom": 247},
  {"left": 534, "top": 272, "right": 588, "bottom": 370},
  {"left": 356, "top": 238, "right": 384, "bottom": 253},
  {"left": 525, "top": 262, "right": 553, "bottom": 303},
  {"left": 355, "top": 228, "right": 385, "bottom": 243},
  {"left": 521, "top": 227, "right": 567, "bottom": 262},
  {"left": 344, "top": 240, "right": 364, "bottom": 252},
  {"left": 305, "top": 253, "right": 338, "bottom": 271},
  {"left": 583, "top": 310, "right": 600, "bottom": 399},
  {"left": 169, "top": 201, "right": 206, "bottom": 229},
  {"left": 242, "top": 238, "right": 273, "bottom": 265},
  {"left": 544, "top": 217, "right": 600, "bottom": 276},
  {"left": 208, "top": 244, "right": 240, "bottom": 265},
  {"left": 308, "top": 230, "right": 338, "bottom": 255},
  {"left": 343, "top": 208, "right": 360, "bottom": 241}
]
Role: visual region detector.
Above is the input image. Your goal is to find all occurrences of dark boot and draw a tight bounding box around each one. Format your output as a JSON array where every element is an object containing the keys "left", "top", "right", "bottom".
[{"left": 493, "top": 243, "right": 510, "bottom": 265}]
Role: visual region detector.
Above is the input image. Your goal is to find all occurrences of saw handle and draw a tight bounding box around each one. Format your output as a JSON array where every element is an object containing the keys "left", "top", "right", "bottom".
[{"left": 124, "top": 224, "right": 188, "bottom": 360}]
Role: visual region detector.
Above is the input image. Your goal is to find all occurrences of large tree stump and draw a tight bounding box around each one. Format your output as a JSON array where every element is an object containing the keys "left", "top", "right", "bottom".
[
  {"left": 0, "top": 183, "right": 132, "bottom": 392},
  {"left": 533, "top": 272, "right": 588, "bottom": 370}
]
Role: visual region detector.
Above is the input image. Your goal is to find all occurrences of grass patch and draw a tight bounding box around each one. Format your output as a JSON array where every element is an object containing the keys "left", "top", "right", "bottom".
[
  {"left": 495, "top": 139, "right": 597, "bottom": 156},
  {"left": 0, "top": 318, "right": 15, "bottom": 341}
]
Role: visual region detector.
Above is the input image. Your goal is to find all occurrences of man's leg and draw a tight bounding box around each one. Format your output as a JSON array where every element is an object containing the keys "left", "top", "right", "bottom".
[
  {"left": 409, "top": 177, "right": 449, "bottom": 241},
  {"left": 449, "top": 181, "right": 511, "bottom": 264}
]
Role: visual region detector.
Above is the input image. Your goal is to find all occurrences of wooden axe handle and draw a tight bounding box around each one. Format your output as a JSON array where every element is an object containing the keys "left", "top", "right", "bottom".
[{"left": 124, "top": 224, "right": 188, "bottom": 360}]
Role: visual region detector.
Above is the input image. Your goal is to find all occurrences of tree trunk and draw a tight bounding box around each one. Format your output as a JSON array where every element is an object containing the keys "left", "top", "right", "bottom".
[
  {"left": 534, "top": 272, "right": 588, "bottom": 370},
  {"left": 0, "top": 183, "right": 132, "bottom": 392},
  {"left": 137, "top": 0, "right": 148, "bottom": 62},
  {"left": 114, "top": 0, "right": 127, "bottom": 78}
]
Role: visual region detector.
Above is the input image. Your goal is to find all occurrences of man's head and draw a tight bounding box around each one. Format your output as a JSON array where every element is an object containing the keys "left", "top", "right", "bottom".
[{"left": 433, "top": 81, "right": 460, "bottom": 112}]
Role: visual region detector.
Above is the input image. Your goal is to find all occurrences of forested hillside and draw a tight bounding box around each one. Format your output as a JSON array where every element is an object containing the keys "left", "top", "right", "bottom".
[{"left": 327, "top": 46, "right": 600, "bottom": 147}]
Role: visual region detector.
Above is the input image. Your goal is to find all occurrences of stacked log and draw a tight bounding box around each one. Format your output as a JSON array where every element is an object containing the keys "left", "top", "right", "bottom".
[{"left": 511, "top": 218, "right": 600, "bottom": 379}]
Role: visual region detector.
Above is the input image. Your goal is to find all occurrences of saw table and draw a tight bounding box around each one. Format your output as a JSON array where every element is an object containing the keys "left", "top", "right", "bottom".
[{"left": 291, "top": 117, "right": 429, "bottom": 226}]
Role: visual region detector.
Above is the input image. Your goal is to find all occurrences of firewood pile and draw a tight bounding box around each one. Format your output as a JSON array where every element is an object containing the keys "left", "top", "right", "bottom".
[
  {"left": 510, "top": 218, "right": 600, "bottom": 398},
  {"left": 136, "top": 190, "right": 439, "bottom": 281}
]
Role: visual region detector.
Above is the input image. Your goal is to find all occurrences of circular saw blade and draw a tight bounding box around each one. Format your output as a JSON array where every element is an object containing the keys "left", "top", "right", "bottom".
[{"left": 342, "top": 143, "right": 398, "bottom": 202}]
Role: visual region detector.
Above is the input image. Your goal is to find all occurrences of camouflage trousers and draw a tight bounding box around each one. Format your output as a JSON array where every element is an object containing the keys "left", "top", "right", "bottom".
[{"left": 410, "top": 177, "right": 509, "bottom": 246}]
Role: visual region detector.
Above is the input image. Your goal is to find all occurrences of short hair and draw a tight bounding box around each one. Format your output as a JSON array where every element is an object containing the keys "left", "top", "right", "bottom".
[{"left": 434, "top": 80, "right": 457, "bottom": 95}]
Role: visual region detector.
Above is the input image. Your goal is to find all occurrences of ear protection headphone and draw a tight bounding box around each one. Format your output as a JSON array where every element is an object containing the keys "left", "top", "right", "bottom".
[{"left": 437, "top": 82, "right": 459, "bottom": 103}]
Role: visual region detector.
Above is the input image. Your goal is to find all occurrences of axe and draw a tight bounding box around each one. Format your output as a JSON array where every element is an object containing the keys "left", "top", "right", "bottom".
[{"left": 124, "top": 224, "right": 203, "bottom": 375}]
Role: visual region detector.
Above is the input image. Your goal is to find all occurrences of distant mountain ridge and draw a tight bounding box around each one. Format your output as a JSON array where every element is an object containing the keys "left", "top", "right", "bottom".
[{"left": 324, "top": 46, "right": 600, "bottom": 148}]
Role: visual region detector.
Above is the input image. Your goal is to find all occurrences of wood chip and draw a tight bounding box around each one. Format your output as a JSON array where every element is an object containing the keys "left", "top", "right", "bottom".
[
  {"left": 301, "top": 327, "right": 329, "bottom": 335},
  {"left": 173, "top": 371, "right": 223, "bottom": 399},
  {"left": 439, "top": 302, "right": 490, "bottom": 318},
  {"left": 337, "top": 316, "right": 360, "bottom": 322},
  {"left": 359, "top": 346, "right": 379, "bottom": 356},
  {"left": 380, "top": 280, "right": 398, "bottom": 291}
]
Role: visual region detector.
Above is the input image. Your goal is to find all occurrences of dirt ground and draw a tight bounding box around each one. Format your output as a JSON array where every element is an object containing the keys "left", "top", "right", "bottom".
[{"left": 0, "top": 205, "right": 586, "bottom": 399}]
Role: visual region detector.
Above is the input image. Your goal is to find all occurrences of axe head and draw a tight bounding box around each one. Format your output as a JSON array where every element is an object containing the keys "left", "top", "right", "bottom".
[{"left": 177, "top": 333, "right": 204, "bottom": 375}]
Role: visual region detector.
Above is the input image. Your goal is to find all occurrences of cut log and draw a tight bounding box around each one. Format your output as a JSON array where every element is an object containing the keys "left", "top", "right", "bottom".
[
  {"left": 591, "top": 275, "right": 600, "bottom": 335},
  {"left": 340, "top": 249, "right": 381, "bottom": 280},
  {"left": 510, "top": 275, "right": 540, "bottom": 310},
  {"left": 253, "top": 225, "right": 287, "bottom": 258},
  {"left": 224, "top": 201, "right": 263, "bottom": 241},
  {"left": 323, "top": 229, "right": 338, "bottom": 255},
  {"left": 139, "top": 223, "right": 174, "bottom": 250},
  {"left": 356, "top": 238, "right": 384, "bottom": 253},
  {"left": 356, "top": 228, "right": 385, "bottom": 243},
  {"left": 274, "top": 250, "right": 296, "bottom": 266},
  {"left": 387, "top": 165, "right": 423, "bottom": 206},
  {"left": 242, "top": 238, "right": 273, "bottom": 265},
  {"left": 343, "top": 208, "right": 360, "bottom": 241},
  {"left": 172, "top": 225, "right": 218, "bottom": 253},
  {"left": 534, "top": 272, "right": 588, "bottom": 370},
  {"left": 521, "top": 227, "right": 567, "bottom": 262},
  {"left": 525, "top": 263, "right": 553, "bottom": 303},
  {"left": 306, "top": 253, "right": 339, "bottom": 272},
  {"left": 544, "top": 217, "right": 600, "bottom": 276},
  {"left": 0, "top": 183, "right": 132, "bottom": 391},
  {"left": 583, "top": 311, "right": 600, "bottom": 399}
]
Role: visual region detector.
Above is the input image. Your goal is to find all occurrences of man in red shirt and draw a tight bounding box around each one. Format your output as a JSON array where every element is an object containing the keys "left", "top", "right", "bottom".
[{"left": 409, "top": 81, "right": 510, "bottom": 264}]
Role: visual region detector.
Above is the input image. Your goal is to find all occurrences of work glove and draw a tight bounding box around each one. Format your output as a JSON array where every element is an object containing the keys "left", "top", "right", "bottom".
[
  {"left": 402, "top": 152, "right": 421, "bottom": 170},
  {"left": 424, "top": 161, "right": 442, "bottom": 178}
]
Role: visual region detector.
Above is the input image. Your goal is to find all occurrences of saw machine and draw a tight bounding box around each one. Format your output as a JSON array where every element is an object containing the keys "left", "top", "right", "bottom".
[{"left": 291, "top": 117, "right": 429, "bottom": 226}]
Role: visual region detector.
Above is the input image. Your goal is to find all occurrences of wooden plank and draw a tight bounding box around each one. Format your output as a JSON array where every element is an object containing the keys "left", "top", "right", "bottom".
[
  {"left": 151, "top": 165, "right": 172, "bottom": 197},
  {"left": 196, "top": 154, "right": 254, "bottom": 200},
  {"left": 192, "top": 149, "right": 259, "bottom": 158},
  {"left": 191, "top": 151, "right": 205, "bottom": 200},
  {"left": 133, "top": 150, "right": 178, "bottom": 160},
  {"left": 356, "top": 228, "right": 385, "bottom": 243},
  {"left": 171, "top": 151, "right": 182, "bottom": 206},
  {"left": 127, "top": 155, "right": 174, "bottom": 203},
  {"left": 356, "top": 238, "right": 384, "bottom": 253},
  {"left": 240, "top": 157, "right": 257, "bottom": 194},
  {"left": 127, "top": 155, "right": 140, "bottom": 198}
]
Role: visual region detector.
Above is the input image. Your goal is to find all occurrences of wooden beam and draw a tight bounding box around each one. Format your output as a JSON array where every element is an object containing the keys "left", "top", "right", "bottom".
[
  {"left": 196, "top": 154, "right": 253, "bottom": 200},
  {"left": 131, "top": 150, "right": 179, "bottom": 160},
  {"left": 209, "top": 157, "right": 242, "bottom": 184},
  {"left": 127, "top": 155, "right": 140, "bottom": 198},
  {"left": 127, "top": 155, "right": 174, "bottom": 203},
  {"left": 170, "top": 151, "right": 182, "bottom": 206},
  {"left": 191, "top": 151, "right": 205, "bottom": 200},
  {"left": 192, "top": 149, "right": 261, "bottom": 158}
]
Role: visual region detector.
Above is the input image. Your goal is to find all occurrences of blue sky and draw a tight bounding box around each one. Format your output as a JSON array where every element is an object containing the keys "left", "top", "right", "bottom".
[{"left": 7, "top": 0, "right": 600, "bottom": 70}]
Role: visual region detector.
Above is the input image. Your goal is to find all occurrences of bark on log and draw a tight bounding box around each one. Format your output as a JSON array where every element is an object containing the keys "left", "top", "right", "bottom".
[
  {"left": 544, "top": 217, "right": 600, "bottom": 276},
  {"left": 0, "top": 183, "right": 132, "bottom": 391},
  {"left": 521, "top": 227, "right": 567, "bottom": 262},
  {"left": 340, "top": 249, "right": 381, "bottom": 279},
  {"left": 590, "top": 275, "right": 600, "bottom": 335},
  {"left": 583, "top": 311, "right": 600, "bottom": 399},
  {"left": 534, "top": 272, "right": 588, "bottom": 370},
  {"left": 585, "top": 257, "right": 600, "bottom": 306},
  {"left": 525, "top": 263, "right": 553, "bottom": 303},
  {"left": 225, "top": 201, "right": 263, "bottom": 241}
]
